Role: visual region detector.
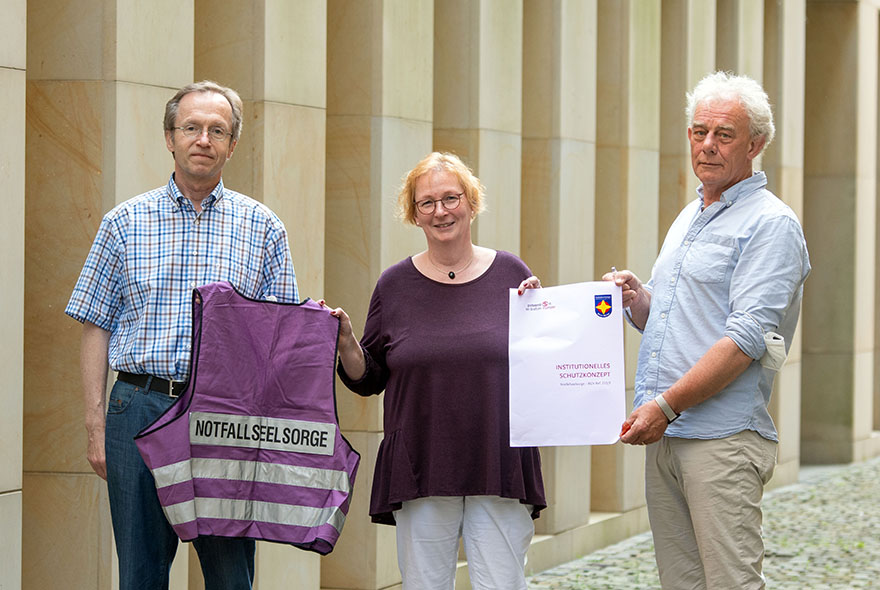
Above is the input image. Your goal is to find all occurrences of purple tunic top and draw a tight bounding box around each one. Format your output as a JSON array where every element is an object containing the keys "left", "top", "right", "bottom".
[{"left": 338, "top": 251, "right": 546, "bottom": 525}]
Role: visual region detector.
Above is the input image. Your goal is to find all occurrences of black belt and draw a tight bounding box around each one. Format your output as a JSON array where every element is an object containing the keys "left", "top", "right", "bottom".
[{"left": 117, "top": 371, "right": 187, "bottom": 398}]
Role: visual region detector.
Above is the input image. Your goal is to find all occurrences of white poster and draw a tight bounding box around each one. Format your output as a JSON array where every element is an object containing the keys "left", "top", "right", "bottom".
[{"left": 509, "top": 281, "right": 626, "bottom": 446}]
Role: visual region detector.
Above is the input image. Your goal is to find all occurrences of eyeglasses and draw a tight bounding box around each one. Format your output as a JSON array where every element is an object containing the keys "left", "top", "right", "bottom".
[
  {"left": 414, "top": 193, "right": 464, "bottom": 215},
  {"left": 173, "top": 124, "right": 232, "bottom": 142}
]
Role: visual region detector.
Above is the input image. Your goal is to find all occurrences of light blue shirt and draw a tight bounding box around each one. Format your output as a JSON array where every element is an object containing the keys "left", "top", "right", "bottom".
[
  {"left": 633, "top": 172, "right": 810, "bottom": 442},
  {"left": 66, "top": 174, "right": 298, "bottom": 381}
]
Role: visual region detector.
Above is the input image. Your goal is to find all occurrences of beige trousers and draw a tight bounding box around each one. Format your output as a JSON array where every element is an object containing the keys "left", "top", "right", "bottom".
[{"left": 645, "top": 430, "right": 777, "bottom": 590}]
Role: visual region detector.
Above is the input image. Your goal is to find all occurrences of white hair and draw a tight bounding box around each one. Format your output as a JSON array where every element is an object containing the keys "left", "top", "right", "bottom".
[{"left": 686, "top": 71, "right": 775, "bottom": 154}]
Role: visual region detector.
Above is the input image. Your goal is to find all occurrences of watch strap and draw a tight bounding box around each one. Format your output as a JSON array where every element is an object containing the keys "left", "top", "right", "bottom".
[{"left": 655, "top": 394, "right": 680, "bottom": 423}]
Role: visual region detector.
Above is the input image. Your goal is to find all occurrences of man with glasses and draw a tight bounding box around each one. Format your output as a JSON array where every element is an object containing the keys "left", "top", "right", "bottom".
[{"left": 66, "top": 81, "right": 298, "bottom": 589}]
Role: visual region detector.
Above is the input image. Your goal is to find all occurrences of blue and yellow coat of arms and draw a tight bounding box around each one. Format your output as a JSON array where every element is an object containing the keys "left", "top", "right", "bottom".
[{"left": 594, "top": 294, "right": 612, "bottom": 317}]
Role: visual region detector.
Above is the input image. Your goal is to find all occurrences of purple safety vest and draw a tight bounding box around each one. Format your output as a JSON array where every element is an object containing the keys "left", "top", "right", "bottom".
[{"left": 134, "top": 281, "right": 360, "bottom": 555}]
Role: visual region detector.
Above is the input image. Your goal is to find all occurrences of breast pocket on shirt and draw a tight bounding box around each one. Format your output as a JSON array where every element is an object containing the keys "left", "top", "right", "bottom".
[
  {"left": 212, "top": 261, "right": 258, "bottom": 294},
  {"left": 683, "top": 239, "right": 736, "bottom": 283}
]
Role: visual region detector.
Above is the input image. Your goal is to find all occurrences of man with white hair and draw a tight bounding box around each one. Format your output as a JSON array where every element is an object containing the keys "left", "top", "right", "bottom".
[{"left": 606, "top": 71, "right": 810, "bottom": 589}]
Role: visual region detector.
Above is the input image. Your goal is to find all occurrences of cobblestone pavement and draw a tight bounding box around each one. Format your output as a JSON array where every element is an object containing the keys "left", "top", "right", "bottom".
[{"left": 527, "top": 456, "right": 880, "bottom": 589}]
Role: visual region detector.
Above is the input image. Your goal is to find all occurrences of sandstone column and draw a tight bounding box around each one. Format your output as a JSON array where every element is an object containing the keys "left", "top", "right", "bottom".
[
  {"left": 24, "top": 1, "right": 194, "bottom": 587},
  {"left": 434, "top": 0, "right": 523, "bottom": 253},
  {"left": 324, "top": 1, "right": 433, "bottom": 588},
  {"left": 590, "top": 0, "right": 661, "bottom": 517},
  {"left": 0, "top": 0, "right": 25, "bottom": 587},
  {"left": 802, "top": 0, "right": 879, "bottom": 463},
  {"left": 521, "top": 0, "right": 597, "bottom": 545},
  {"left": 763, "top": 0, "right": 807, "bottom": 486},
  {"left": 193, "top": 2, "right": 330, "bottom": 585},
  {"left": 658, "top": 0, "right": 716, "bottom": 239}
]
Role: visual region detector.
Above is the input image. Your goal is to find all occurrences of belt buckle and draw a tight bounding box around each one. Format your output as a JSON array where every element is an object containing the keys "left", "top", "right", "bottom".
[{"left": 168, "top": 380, "right": 182, "bottom": 398}]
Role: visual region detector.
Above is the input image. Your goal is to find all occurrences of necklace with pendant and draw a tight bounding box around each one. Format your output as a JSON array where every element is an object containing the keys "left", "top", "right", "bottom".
[{"left": 428, "top": 250, "right": 474, "bottom": 280}]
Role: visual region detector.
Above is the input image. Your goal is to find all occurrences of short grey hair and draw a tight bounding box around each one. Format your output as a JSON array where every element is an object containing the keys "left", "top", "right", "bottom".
[
  {"left": 686, "top": 71, "right": 775, "bottom": 154},
  {"left": 163, "top": 80, "right": 244, "bottom": 142}
]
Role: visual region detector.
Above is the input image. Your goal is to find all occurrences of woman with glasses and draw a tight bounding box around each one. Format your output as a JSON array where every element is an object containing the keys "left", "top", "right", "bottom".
[{"left": 323, "top": 152, "right": 545, "bottom": 590}]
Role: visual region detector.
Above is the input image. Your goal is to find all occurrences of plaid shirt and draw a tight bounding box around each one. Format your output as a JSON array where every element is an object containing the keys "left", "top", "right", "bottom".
[{"left": 66, "top": 174, "right": 299, "bottom": 380}]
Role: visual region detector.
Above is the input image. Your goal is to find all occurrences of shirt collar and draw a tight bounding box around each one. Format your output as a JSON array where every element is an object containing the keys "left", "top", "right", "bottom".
[
  {"left": 696, "top": 171, "right": 767, "bottom": 208},
  {"left": 165, "top": 173, "right": 226, "bottom": 211}
]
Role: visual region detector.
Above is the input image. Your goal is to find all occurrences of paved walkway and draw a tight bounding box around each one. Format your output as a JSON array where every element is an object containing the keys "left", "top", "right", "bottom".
[{"left": 527, "top": 456, "right": 880, "bottom": 589}]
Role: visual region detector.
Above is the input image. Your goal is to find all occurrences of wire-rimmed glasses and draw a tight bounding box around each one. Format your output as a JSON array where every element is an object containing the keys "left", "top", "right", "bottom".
[
  {"left": 414, "top": 192, "right": 464, "bottom": 215},
  {"left": 173, "top": 124, "right": 232, "bottom": 142}
]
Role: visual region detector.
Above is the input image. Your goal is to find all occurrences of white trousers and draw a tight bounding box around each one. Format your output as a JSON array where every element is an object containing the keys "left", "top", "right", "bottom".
[{"left": 394, "top": 496, "right": 534, "bottom": 590}]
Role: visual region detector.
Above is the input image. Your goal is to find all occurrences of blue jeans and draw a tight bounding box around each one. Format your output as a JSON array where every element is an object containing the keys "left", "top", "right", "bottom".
[{"left": 105, "top": 379, "right": 255, "bottom": 590}]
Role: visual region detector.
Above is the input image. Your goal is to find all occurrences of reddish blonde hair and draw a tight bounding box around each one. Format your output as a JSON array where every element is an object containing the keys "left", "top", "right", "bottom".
[{"left": 397, "top": 152, "right": 486, "bottom": 225}]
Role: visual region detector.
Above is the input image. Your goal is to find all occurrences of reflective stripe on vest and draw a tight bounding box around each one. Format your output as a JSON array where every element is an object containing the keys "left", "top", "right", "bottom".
[
  {"left": 163, "top": 498, "right": 346, "bottom": 533},
  {"left": 152, "top": 457, "right": 352, "bottom": 492},
  {"left": 134, "top": 281, "right": 360, "bottom": 555}
]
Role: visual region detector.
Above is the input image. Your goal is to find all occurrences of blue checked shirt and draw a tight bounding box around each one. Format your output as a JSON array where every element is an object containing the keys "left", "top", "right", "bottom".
[
  {"left": 66, "top": 175, "right": 298, "bottom": 381},
  {"left": 633, "top": 172, "right": 810, "bottom": 442}
]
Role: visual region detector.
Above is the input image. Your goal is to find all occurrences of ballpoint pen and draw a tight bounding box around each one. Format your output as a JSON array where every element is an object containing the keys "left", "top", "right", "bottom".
[{"left": 611, "top": 266, "right": 634, "bottom": 322}]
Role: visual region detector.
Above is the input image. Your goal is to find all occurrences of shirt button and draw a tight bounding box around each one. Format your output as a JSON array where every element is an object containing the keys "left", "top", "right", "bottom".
[
  {"left": 647, "top": 389, "right": 653, "bottom": 396},
  {"left": 189, "top": 281, "right": 197, "bottom": 289},
  {"left": 661, "top": 313, "right": 667, "bottom": 319},
  {"left": 651, "top": 352, "right": 657, "bottom": 358},
  {"left": 684, "top": 240, "right": 690, "bottom": 246}
]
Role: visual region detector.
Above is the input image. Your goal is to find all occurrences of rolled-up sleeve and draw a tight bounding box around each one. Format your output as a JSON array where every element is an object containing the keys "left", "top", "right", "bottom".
[{"left": 725, "top": 214, "right": 810, "bottom": 359}]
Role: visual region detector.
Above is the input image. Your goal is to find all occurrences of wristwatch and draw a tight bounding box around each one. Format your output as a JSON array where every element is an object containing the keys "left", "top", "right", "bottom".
[{"left": 655, "top": 393, "right": 680, "bottom": 423}]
